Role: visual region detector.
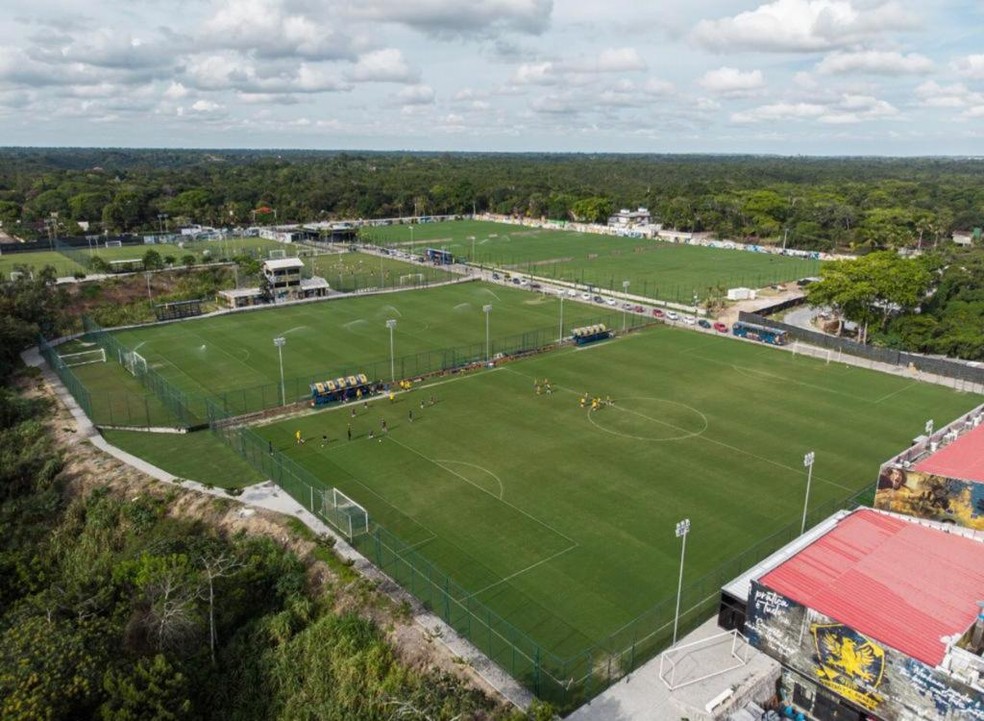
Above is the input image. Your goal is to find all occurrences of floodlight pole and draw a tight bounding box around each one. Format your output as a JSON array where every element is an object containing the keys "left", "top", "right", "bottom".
[
  {"left": 145, "top": 272, "right": 153, "bottom": 302},
  {"left": 622, "top": 280, "right": 630, "bottom": 331},
  {"left": 386, "top": 319, "right": 397, "bottom": 381},
  {"left": 274, "top": 337, "right": 286, "bottom": 406},
  {"left": 673, "top": 518, "right": 691, "bottom": 646},
  {"left": 558, "top": 294, "right": 564, "bottom": 343},
  {"left": 483, "top": 304, "right": 493, "bottom": 362},
  {"left": 801, "top": 451, "right": 815, "bottom": 534}
]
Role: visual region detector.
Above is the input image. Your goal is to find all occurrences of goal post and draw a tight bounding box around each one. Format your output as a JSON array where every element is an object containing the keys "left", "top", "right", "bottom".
[
  {"left": 399, "top": 273, "right": 425, "bottom": 286},
  {"left": 105, "top": 240, "right": 123, "bottom": 248},
  {"left": 59, "top": 348, "right": 107, "bottom": 367},
  {"left": 268, "top": 249, "right": 287, "bottom": 259},
  {"left": 322, "top": 488, "right": 370, "bottom": 539},
  {"left": 119, "top": 349, "right": 148, "bottom": 377}
]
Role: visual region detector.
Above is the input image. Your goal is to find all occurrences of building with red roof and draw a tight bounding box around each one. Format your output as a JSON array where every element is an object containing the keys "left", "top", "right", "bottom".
[{"left": 720, "top": 508, "right": 984, "bottom": 721}]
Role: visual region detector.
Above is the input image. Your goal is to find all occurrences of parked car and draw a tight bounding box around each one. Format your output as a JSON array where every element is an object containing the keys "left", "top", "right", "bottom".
[
  {"left": 634, "top": 305, "right": 644, "bottom": 313},
  {"left": 652, "top": 308, "right": 665, "bottom": 318},
  {"left": 713, "top": 322, "right": 729, "bottom": 333},
  {"left": 567, "top": 289, "right": 578, "bottom": 297},
  {"left": 594, "top": 295, "right": 604, "bottom": 304},
  {"left": 581, "top": 293, "right": 592, "bottom": 301},
  {"left": 530, "top": 282, "right": 542, "bottom": 290},
  {"left": 621, "top": 302, "right": 633, "bottom": 310},
  {"left": 492, "top": 272, "right": 500, "bottom": 280},
  {"left": 684, "top": 316, "right": 696, "bottom": 325},
  {"left": 698, "top": 319, "right": 712, "bottom": 329},
  {"left": 512, "top": 278, "right": 521, "bottom": 285},
  {"left": 606, "top": 298, "right": 618, "bottom": 306},
  {"left": 666, "top": 311, "right": 679, "bottom": 321}
]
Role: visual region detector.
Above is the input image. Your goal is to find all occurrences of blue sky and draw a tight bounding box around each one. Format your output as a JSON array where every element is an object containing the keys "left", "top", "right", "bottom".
[{"left": 1, "top": 0, "right": 982, "bottom": 155}]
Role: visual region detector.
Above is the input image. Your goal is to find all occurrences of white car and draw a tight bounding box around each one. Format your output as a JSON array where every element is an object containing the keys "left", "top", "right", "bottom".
[
  {"left": 684, "top": 316, "right": 696, "bottom": 325},
  {"left": 666, "top": 311, "right": 680, "bottom": 321},
  {"left": 581, "top": 293, "right": 592, "bottom": 301},
  {"left": 567, "top": 289, "right": 577, "bottom": 297},
  {"left": 606, "top": 298, "right": 618, "bottom": 306}
]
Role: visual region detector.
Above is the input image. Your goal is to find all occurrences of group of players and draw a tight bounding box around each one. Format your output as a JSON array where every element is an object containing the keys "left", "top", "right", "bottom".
[{"left": 580, "top": 393, "right": 613, "bottom": 411}]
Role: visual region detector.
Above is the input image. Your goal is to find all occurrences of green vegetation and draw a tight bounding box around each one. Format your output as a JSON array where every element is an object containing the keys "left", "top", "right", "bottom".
[
  {"left": 0, "top": 238, "right": 534, "bottom": 721},
  {"left": 3, "top": 149, "right": 983, "bottom": 251},
  {"left": 255, "top": 325, "right": 980, "bottom": 659},
  {"left": 101, "top": 430, "right": 267, "bottom": 488}
]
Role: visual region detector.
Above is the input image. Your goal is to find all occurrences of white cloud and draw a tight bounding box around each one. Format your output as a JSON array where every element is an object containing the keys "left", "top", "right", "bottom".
[
  {"left": 692, "top": 0, "right": 918, "bottom": 53},
  {"left": 348, "top": 49, "right": 418, "bottom": 83},
  {"left": 594, "top": 48, "right": 647, "bottom": 73},
  {"left": 816, "top": 50, "right": 933, "bottom": 75},
  {"left": 512, "top": 61, "right": 557, "bottom": 85},
  {"left": 951, "top": 54, "right": 984, "bottom": 79},
  {"left": 397, "top": 84, "right": 435, "bottom": 105},
  {"left": 191, "top": 99, "right": 223, "bottom": 113},
  {"left": 698, "top": 67, "right": 765, "bottom": 95},
  {"left": 163, "top": 82, "right": 189, "bottom": 100},
  {"left": 352, "top": 0, "right": 553, "bottom": 36},
  {"left": 732, "top": 102, "right": 825, "bottom": 122},
  {"left": 732, "top": 93, "right": 896, "bottom": 124},
  {"left": 914, "top": 81, "right": 981, "bottom": 109}
]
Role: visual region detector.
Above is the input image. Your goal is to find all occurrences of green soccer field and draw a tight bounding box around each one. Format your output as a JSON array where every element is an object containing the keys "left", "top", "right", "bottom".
[
  {"left": 0, "top": 249, "right": 86, "bottom": 277},
  {"left": 108, "top": 282, "right": 638, "bottom": 415},
  {"left": 361, "top": 220, "right": 821, "bottom": 303},
  {"left": 254, "top": 326, "right": 979, "bottom": 665}
]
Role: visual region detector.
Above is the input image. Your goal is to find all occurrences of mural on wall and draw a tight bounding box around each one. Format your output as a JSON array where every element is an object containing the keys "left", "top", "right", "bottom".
[
  {"left": 874, "top": 467, "right": 984, "bottom": 530},
  {"left": 745, "top": 581, "right": 984, "bottom": 721}
]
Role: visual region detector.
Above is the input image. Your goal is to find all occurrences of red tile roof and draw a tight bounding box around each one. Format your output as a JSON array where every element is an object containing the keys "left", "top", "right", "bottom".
[
  {"left": 759, "top": 509, "right": 984, "bottom": 667},
  {"left": 915, "top": 422, "right": 984, "bottom": 482}
]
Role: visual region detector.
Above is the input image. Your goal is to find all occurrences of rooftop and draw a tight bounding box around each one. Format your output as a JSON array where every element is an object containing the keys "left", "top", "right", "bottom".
[
  {"left": 758, "top": 508, "right": 984, "bottom": 667},
  {"left": 915, "top": 421, "right": 984, "bottom": 482},
  {"left": 263, "top": 257, "right": 304, "bottom": 270}
]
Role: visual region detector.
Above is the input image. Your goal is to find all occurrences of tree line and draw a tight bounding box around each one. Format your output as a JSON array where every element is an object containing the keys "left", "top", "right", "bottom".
[{"left": 2, "top": 148, "right": 984, "bottom": 252}]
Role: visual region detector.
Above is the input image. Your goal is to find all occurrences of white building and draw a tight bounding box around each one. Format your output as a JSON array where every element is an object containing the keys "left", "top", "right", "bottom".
[{"left": 608, "top": 207, "right": 651, "bottom": 227}]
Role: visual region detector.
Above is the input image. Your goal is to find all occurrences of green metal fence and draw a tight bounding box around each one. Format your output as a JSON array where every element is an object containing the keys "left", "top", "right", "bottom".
[
  {"left": 38, "top": 336, "right": 93, "bottom": 417},
  {"left": 49, "top": 312, "right": 872, "bottom": 710},
  {"left": 210, "top": 400, "right": 872, "bottom": 710}
]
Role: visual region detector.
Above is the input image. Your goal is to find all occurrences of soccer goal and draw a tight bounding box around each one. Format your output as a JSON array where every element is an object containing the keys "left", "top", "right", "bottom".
[
  {"left": 105, "top": 240, "right": 123, "bottom": 248},
  {"left": 59, "top": 348, "right": 107, "bottom": 367},
  {"left": 268, "top": 249, "right": 287, "bottom": 259},
  {"left": 791, "top": 341, "right": 834, "bottom": 364},
  {"left": 399, "top": 273, "right": 425, "bottom": 286},
  {"left": 119, "top": 349, "right": 148, "bottom": 377},
  {"left": 321, "top": 488, "right": 370, "bottom": 539}
]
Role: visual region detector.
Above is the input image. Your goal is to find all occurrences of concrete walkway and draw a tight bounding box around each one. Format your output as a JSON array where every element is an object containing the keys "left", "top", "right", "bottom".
[{"left": 565, "top": 619, "right": 778, "bottom": 721}]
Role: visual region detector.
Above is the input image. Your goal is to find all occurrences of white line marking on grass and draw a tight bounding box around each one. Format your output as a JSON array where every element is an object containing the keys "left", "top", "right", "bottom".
[
  {"left": 503, "top": 366, "right": 855, "bottom": 494},
  {"left": 386, "top": 436, "right": 577, "bottom": 545},
  {"left": 873, "top": 382, "right": 918, "bottom": 404},
  {"left": 281, "top": 325, "right": 308, "bottom": 335},
  {"left": 587, "top": 399, "right": 708, "bottom": 442},
  {"left": 463, "top": 544, "right": 579, "bottom": 601},
  {"left": 435, "top": 459, "right": 505, "bottom": 499},
  {"left": 132, "top": 341, "right": 147, "bottom": 352},
  {"left": 729, "top": 364, "right": 861, "bottom": 401}
]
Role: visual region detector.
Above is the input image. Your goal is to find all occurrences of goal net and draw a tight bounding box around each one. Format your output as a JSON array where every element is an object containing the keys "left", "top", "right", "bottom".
[
  {"left": 791, "top": 341, "right": 835, "bottom": 364},
  {"left": 399, "top": 273, "right": 425, "bottom": 286},
  {"left": 268, "top": 249, "right": 287, "bottom": 259},
  {"left": 105, "top": 240, "right": 123, "bottom": 248},
  {"left": 321, "top": 488, "right": 370, "bottom": 539},
  {"left": 119, "top": 349, "right": 148, "bottom": 377},
  {"left": 60, "top": 348, "right": 106, "bottom": 367}
]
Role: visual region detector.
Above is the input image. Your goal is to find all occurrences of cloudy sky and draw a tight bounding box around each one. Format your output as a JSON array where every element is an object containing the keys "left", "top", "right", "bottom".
[{"left": 1, "top": 0, "right": 982, "bottom": 154}]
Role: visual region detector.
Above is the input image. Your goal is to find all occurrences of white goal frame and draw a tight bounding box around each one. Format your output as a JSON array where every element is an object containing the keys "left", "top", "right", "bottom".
[
  {"left": 104, "top": 240, "right": 123, "bottom": 248},
  {"left": 322, "top": 488, "right": 370, "bottom": 539},
  {"left": 268, "top": 249, "right": 287, "bottom": 259},
  {"left": 659, "top": 629, "right": 750, "bottom": 691},
  {"left": 119, "top": 349, "right": 148, "bottom": 377},
  {"left": 59, "top": 348, "right": 107, "bottom": 367},
  {"left": 791, "top": 341, "right": 836, "bottom": 364},
  {"left": 399, "top": 273, "right": 425, "bottom": 286}
]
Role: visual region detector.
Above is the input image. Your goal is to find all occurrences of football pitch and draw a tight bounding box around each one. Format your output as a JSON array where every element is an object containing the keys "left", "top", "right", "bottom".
[
  {"left": 253, "top": 325, "right": 979, "bottom": 663},
  {"left": 362, "top": 219, "right": 821, "bottom": 303}
]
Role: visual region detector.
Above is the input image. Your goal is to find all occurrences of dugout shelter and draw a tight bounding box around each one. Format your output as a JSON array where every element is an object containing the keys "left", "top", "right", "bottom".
[
  {"left": 571, "top": 324, "right": 612, "bottom": 346},
  {"left": 719, "top": 508, "right": 984, "bottom": 721},
  {"left": 310, "top": 374, "right": 372, "bottom": 405}
]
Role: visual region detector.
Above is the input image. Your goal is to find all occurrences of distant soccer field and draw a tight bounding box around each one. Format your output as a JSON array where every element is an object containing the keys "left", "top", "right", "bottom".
[
  {"left": 362, "top": 220, "right": 821, "bottom": 303},
  {"left": 109, "top": 282, "right": 634, "bottom": 412},
  {"left": 255, "top": 325, "right": 980, "bottom": 664}
]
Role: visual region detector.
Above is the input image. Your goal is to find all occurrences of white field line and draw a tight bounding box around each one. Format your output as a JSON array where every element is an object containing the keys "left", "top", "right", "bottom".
[{"left": 462, "top": 543, "right": 579, "bottom": 602}]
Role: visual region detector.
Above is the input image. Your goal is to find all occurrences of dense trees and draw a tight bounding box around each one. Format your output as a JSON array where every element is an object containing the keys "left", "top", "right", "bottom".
[{"left": 2, "top": 149, "right": 983, "bottom": 252}]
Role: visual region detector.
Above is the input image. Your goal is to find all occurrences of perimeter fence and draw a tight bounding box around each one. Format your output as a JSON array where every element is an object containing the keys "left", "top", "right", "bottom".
[
  {"left": 210, "top": 397, "right": 874, "bottom": 711},
  {"left": 44, "top": 307, "right": 878, "bottom": 709}
]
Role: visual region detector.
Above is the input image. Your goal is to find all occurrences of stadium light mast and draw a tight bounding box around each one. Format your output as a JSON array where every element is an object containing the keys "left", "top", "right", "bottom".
[
  {"left": 145, "top": 272, "right": 153, "bottom": 302},
  {"left": 386, "top": 319, "right": 397, "bottom": 382},
  {"left": 483, "top": 304, "right": 493, "bottom": 362},
  {"left": 622, "top": 280, "right": 630, "bottom": 331},
  {"left": 801, "top": 451, "right": 815, "bottom": 534},
  {"left": 274, "top": 337, "right": 287, "bottom": 406},
  {"left": 672, "top": 518, "right": 691, "bottom": 645},
  {"left": 558, "top": 294, "right": 564, "bottom": 344}
]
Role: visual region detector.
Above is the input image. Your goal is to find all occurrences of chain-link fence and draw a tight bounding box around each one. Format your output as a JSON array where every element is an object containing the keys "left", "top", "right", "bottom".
[
  {"left": 740, "top": 311, "right": 984, "bottom": 386},
  {"left": 210, "top": 396, "right": 874, "bottom": 710}
]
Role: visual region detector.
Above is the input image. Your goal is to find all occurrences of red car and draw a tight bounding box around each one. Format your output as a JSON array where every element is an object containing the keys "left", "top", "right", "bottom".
[
  {"left": 634, "top": 305, "right": 644, "bottom": 313},
  {"left": 713, "top": 322, "right": 729, "bottom": 333},
  {"left": 652, "top": 308, "right": 665, "bottom": 318}
]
